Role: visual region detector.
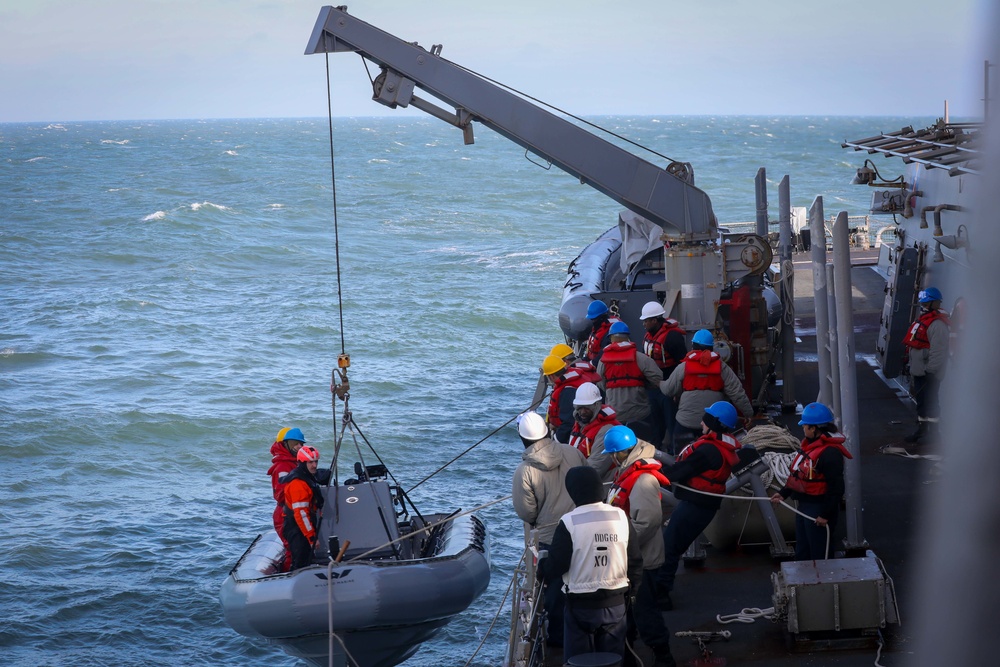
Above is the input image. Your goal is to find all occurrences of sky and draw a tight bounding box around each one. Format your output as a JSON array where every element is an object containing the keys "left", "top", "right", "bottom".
[{"left": 0, "top": 0, "right": 990, "bottom": 123}]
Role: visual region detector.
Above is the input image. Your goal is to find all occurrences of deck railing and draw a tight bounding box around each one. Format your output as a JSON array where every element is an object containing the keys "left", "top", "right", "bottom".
[{"left": 722, "top": 215, "right": 897, "bottom": 250}]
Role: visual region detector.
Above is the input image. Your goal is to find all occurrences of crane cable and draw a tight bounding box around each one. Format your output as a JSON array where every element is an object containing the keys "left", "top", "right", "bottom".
[
  {"left": 323, "top": 52, "right": 351, "bottom": 465},
  {"left": 325, "top": 52, "right": 347, "bottom": 356}
]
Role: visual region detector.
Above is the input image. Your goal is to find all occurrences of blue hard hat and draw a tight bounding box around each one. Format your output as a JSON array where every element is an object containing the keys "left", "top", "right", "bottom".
[
  {"left": 798, "top": 403, "right": 835, "bottom": 426},
  {"left": 603, "top": 425, "right": 637, "bottom": 453},
  {"left": 609, "top": 321, "right": 630, "bottom": 336},
  {"left": 283, "top": 427, "right": 306, "bottom": 442},
  {"left": 705, "top": 401, "right": 738, "bottom": 429},
  {"left": 918, "top": 287, "right": 942, "bottom": 303},
  {"left": 586, "top": 300, "right": 609, "bottom": 319},
  {"left": 692, "top": 329, "right": 714, "bottom": 347}
]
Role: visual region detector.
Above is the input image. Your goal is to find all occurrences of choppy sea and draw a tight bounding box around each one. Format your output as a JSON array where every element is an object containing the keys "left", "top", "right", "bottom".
[{"left": 0, "top": 114, "right": 928, "bottom": 666}]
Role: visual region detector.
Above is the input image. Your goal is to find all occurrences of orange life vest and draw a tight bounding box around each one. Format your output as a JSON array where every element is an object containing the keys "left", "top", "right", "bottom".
[
  {"left": 902, "top": 310, "right": 951, "bottom": 350},
  {"left": 784, "top": 433, "right": 853, "bottom": 497},
  {"left": 608, "top": 459, "right": 671, "bottom": 515},
  {"left": 675, "top": 432, "right": 741, "bottom": 494},
  {"left": 568, "top": 406, "right": 621, "bottom": 457},
  {"left": 569, "top": 359, "right": 602, "bottom": 385},
  {"left": 681, "top": 350, "right": 724, "bottom": 391},
  {"left": 586, "top": 317, "right": 621, "bottom": 362},
  {"left": 643, "top": 320, "right": 686, "bottom": 370},
  {"left": 547, "top": 369, "right": 588, "bottom": 427},
  {"left": 601, "top": 342, "right": 645, "bottom": 389}
]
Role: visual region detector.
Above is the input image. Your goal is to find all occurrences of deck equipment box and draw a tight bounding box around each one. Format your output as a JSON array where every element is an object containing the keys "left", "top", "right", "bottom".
[{"left": 771, "top": 553, "right": 899, "bottom": 634}]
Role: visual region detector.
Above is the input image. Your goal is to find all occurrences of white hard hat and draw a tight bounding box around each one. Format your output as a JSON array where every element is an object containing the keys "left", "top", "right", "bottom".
[
  {"left": 573, "top": 382, "right": 602, "bottom": 406},
  {"left": 517, "top": 411, "right": 548, "bottom": 440},
  {"left": 640, "top": 301, "right": 665, "bottom": 320}
]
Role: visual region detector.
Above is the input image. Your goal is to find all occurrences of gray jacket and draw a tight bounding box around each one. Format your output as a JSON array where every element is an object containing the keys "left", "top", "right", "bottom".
[
  {"left": 662, "top": 361, "right": 753, "bottom": 430},
  {"left": 597, "top": 346, "right": 663, "bottom": 423},
  {"left": 907, "top": 312, "right": 949, "bottom": 377},
  {"left": 609, "top": 441, "right": 666, "bottom": 570},
  {"left": 512, "top": 437, "right": 587, "bottom": 545}
]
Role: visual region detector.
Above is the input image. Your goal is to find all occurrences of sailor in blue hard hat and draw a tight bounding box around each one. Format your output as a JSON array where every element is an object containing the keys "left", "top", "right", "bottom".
[
  {"left": 770, "top": 402, "right": 853, "bottom": 560},
  {"left": 661, "top": 329, "right": 753, "bottom": 454},
  {"left": 596, "top": 321, "right": 663, "bottom": 445},
  {"left": 901, "top": 286, "right": 951, "bottom": 445},
  {"left": 583, "top": 300, "right": 621, "bottom": 364},
  {"left": 654, "top": 401, "right": 743, "bottom": 609},
  {"left": 603, "top": 425, "right": 677, "bottom": 666}
]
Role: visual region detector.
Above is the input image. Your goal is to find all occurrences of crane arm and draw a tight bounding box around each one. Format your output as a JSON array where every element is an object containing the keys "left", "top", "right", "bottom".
[{"left": 306, "top": 6, "right": 717, "bottom": 240}]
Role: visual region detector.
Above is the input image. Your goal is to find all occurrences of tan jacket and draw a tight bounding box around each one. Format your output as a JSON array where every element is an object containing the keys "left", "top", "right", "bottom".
[{"left": 512, "top": 437, "right": 587, "bottom": 545}]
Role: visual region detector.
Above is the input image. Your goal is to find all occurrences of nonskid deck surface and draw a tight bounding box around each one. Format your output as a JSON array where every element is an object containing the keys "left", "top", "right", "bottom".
[{"left": 599, "top": 250, "right": 931, "bottom": 667}]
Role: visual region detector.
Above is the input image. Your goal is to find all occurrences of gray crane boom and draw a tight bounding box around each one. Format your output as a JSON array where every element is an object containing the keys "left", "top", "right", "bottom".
[{"left": 306, "top": 5, "right": 717, "bottom": 240}]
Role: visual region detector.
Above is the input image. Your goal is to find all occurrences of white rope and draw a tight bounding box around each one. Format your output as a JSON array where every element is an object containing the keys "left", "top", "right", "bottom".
[
  {"left": 874, "top": 631, "right": 887, "bottom": 667},
  {"left": 716, "top": 607, "right": 775, "bottom": 624},
  {"left": 669, "top": 482, "right": 832, "bottom": 559},
  {"left": 879, "top": 444, "right": 943, "bottom": 461},
  {"left": 741, "top": 424, "right": 799, "bottom": 451}
]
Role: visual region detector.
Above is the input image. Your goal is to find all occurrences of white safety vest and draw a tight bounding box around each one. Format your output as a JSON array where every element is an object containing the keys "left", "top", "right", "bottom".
[{"left": 560, "top": 503, "right": 631, "bottom": 595}]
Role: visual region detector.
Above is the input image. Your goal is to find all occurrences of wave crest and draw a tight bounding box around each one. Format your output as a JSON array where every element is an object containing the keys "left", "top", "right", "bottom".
[{"left": 190, "top": 202, "right": 230, "bottom": 212}]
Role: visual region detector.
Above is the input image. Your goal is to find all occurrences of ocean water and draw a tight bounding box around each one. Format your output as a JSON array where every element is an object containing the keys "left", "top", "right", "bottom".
[{"left": 0, "top": 114, "right": 928, "bottom": 666}]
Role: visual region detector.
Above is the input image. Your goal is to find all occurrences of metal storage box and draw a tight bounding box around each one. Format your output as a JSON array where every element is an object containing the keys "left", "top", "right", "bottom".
[{"left": 772, "top": 555, "right": 891, "bottom": 634}]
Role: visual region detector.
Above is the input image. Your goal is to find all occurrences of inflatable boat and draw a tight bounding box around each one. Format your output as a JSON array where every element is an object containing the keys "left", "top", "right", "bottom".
[
  {"left": 220, "top": 474, "right": 490, "bottom": 667},
  {"left": 558, "top": 212, "right": 783, "bottom": 343}
]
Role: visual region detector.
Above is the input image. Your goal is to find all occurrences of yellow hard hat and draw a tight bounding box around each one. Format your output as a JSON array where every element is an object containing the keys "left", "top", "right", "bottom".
[
  {"left": 275, "top": 427, "right": 291, "bottom": 442},
  {"left": 549, "top": 343, "right": 575, "bottom": 360},
  {"left": 541, "top": 355, "right": 567, "bottom": 376}
]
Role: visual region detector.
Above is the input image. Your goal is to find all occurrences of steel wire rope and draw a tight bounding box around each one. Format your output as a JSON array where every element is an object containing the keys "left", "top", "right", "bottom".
[
  {"left": 338, "top": 415, "right": 429, "bottom": 525},
  {"left": 406, "top": 390, "right": 551, "bottom": 494},
  {"left": 342, "top": 493, "right": 513, "bottom": 564},
  {"left": 324, "top": 54, "right": 347, "bottom": 357},
  {"left": 354, "top": 49, "right": 682, "bottom": 169},
  {"left": 442, "top": 57, "right": 683, "bottom": 167},
  {"left": 323, "top": 52, "right": 348, "bottom": 472}
]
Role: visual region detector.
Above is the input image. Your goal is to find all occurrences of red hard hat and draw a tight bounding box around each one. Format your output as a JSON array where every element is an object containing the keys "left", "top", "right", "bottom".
[{"left": 297, "top": 445, "right": 320, "bottom": 463}]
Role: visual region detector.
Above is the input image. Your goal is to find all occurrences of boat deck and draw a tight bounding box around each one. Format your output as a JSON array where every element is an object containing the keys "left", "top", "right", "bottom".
[{"left": 607, "top": 248, "right": 930, "bottom": 667}]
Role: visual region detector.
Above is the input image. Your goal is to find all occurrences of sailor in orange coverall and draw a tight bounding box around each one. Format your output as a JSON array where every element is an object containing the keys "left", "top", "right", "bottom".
[{"left": 282, "top": 444, "right": 325, "bottom": 570}]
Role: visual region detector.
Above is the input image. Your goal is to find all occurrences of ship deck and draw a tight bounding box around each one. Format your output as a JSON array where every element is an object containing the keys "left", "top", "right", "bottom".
[{"left": 599, "top": 247, "right": 931, "bottom": 667}]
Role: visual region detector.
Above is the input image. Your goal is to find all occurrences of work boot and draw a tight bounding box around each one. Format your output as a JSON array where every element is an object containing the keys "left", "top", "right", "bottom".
[
  {"left": 653, "top": 644, "right": 677, "bottom": 667},
  {"left": 903, "top": 421, "right": 928, "bottom": 444}
]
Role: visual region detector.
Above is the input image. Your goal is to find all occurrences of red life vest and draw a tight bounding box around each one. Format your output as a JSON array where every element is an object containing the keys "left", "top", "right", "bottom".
[
  {"left": 681, "top": 350, "right": 724, "bottom": 391},
  {"left": 675, "top": 432, "right": 741, "bottom": 494},
  {"left": 568, "top": 406, "right": 621, "bottom": 457},
  {"left": 608, "top": 458, "right": 671, "bottom": 515},
  {"left": 601, "top": 342, "right": 645, "bottom": 389},
  {"left": 586, "top": 317, "right": 621, "bottom": 362},
  {"left": 547, "top": 369, "right": 587, "bottom": 427},
  {"left": 570, "top": 360, "right": 602, "bottom": 385},
  {"left": 784, "top": 433, "right": 853, "bottom": 497},
  {"left": 643, "top": 320, "right": 686, "bottom": 370},
  {"left": 902, "top": 310, "right": 951, "bottom": 350}
]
